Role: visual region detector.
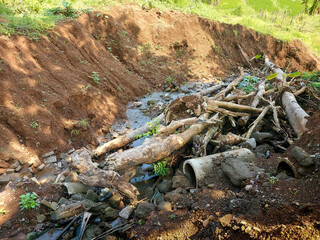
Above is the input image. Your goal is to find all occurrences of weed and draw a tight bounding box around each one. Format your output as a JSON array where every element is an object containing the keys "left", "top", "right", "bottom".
[
  {"left": 117, "top": 85, "right": 123, "bottom": 92},
  {"left": 268, "top": 176, "right": 278, "bottom": 184},
  {"left": 166, "top": 76, "right": 174, "bottom": 83},
  {"left": 0, "top": 208, "right": 6, "bottom": 216},
  {"left": 135, "top": 118, "right": 160, "bottom": 139},
  {"left": 211, "top": 44, "right": 220, "bottom": 53},
  {"left": 140, "top": 43, "right": 151, "bottom": 54},
  {"left": 238, "top": 76, "right": 259, "bottom": 93},
  {"left": 30, "top": 121, "right": 39, "bottom": 129},
  {"left": 19, "top": 192, "right": 39, "bottom": 210},
  {"left": 170, "top": 214, "right": 175, "bottom": 219},
  {"left": 46, "top": 1, "right": 78, "bottom": 18},
  {"left": 121, "top": 30, "right": 128, "bottom": 37},
  {"left": 89, "top": 71, "right": 100, "bottom": 84},
  {"left": 71, "top": 129, "right": 79, "bottom": 136},
  {"left": 152, "top": 160, "right": 169, "bottom": 176},
  {"left": 78, "top": 118, "right": 89, "bottom": 127},
  {"left": 233, "top": 29, "right": 238, "bottom": 37},
  {"left": 137, "top": 219, "right": 142, "bottom": 225}
]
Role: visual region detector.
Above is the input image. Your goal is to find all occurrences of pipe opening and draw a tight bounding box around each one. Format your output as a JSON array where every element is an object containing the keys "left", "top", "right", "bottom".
[
  {"left": 183, "top": 162, "right": 197, "bottom": 188},
  {"left": 277, "top": 161, "right": 296, "bottom": 178}
]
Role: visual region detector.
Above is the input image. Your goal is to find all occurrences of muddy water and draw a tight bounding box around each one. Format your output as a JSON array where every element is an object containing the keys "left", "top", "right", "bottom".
[{"left": 110, "top": 81, "right": 218, "bottom": 198}]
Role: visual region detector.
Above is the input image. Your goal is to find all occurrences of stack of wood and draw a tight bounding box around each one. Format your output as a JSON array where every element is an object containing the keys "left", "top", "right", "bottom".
[{"left": 69, "top": 57, "right": 310, "bottom": 202}]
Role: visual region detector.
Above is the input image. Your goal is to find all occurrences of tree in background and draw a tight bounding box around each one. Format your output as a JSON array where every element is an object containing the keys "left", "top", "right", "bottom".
[{"left": 303, "top": 0, "right": 320, "bottom": 15}]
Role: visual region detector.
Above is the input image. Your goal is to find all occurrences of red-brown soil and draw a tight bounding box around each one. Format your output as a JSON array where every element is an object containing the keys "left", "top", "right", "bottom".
[{"left": 0, "top": 3, "right": 320, "bottom": 239}]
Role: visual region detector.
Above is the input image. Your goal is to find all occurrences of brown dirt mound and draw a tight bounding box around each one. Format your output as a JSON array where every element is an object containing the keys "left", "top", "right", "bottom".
[{"left": 0, "top": 3, "right": 319, "bottom": 168}]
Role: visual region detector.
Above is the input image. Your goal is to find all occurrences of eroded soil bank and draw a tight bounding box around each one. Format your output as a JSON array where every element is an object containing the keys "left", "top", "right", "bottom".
[{"left": 0, "top": 3, "right": 320, "bottom": 239}]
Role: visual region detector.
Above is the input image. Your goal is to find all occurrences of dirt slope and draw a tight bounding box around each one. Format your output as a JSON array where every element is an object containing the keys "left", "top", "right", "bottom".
[{"left": 0, "top": 4, "right": 319, "bottom": 168}]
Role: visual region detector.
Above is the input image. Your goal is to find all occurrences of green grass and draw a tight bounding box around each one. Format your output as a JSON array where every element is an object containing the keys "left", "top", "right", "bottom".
[{"left": 0, "top": 0, "right": 319, "bottom": 56}]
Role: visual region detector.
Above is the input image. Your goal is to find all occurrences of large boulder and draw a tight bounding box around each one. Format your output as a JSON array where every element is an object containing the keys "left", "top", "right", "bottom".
[
  {"left": 221, "top": 152, "right": 263, "bottom": 186},
  {"left": 291, "top": 146, "right": 314, "bottom": 167},
  {"left": 135, "top": 202, "right": 155, "bottom": 218}
]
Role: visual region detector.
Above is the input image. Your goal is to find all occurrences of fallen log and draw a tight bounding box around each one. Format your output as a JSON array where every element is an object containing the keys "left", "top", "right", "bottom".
[
  {"left": 238, "top": 81, "right": 265, "bottom": 126},
  {"left": 282, "top": 92, "right": 309, "bottom": 137},
  {"left": 213, "top": 67, "right": 244, "bottom": 100},
  {"left": 106, "top": 113, "right": 220, "bottom": 178},
  {"left": 94, "top": 113, "right": 165, "bottom": 156},
  {"left": 264, "top": 56, "right": 309, "bottom": 137},
  {"left": 245, "top": 106, "right": 271, "bottom": 139},
  {"left": 200, "top": 84, "right": 225, "bottom": 96},
  {"left": 205, "top": 99, "right": 263, "bottom": 114},
  {"left": 67, "top": 148, "right": 139, "bottom": 201}
]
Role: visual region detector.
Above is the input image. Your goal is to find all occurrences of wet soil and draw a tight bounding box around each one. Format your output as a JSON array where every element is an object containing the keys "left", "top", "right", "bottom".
[{"left": 0, "top": 3, "right": 320, "bottom": 240}]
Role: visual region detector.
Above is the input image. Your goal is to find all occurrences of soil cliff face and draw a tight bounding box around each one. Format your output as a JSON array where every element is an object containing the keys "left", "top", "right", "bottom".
[{"left": 0, "top": 4, "right": 318, "bottom": 166}]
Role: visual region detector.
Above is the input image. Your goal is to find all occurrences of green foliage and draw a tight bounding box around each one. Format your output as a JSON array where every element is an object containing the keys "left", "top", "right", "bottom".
[
  {"left": 140, "top": 43, "right": 152, "bottom": 54},
  {"left": 166, "top": 76, "right": 174, "bottom": 83},
  {"left": 268, "top": 176, "right": 278, "bottom": 184},
  {"left": 89, "top": 71, "right": 100, "bottom": 84},
  {"left": 266, "top": 73, "right": 279, "bottom": 80},
  {"left": 238, "top": 76, "right": 259, "bottom": 93},
  {"left": 19, "top": 192, "right": 39, "bottom": 210},
  {"left": 0, "top": 208, "right": 6, "bottom": 215},
  {"left": 30, "top": 121, "right": 39, "bottom": 129},
  {"left": 46, "top": 1, "right": 78, "bottom": 18},
  {"left": 302, "top": 71, "right": 320, "bottom": 90},
  {"left": 152, "top": 160, "right": 169, "bottom": 176},
  {"left": 135, "top": 118, "right": 160, "bottom": 139}
]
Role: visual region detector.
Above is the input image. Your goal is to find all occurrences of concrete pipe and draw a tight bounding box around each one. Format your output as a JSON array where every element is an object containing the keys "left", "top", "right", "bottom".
[{"left": 183, "top": 148, "right": 256, "bottom": 188}]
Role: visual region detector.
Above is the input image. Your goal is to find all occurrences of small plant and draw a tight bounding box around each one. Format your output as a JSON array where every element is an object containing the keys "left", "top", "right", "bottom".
[
  {"left": 30, "top": 121, "right": 39, "bottom": 129},
  {"left": 152, "top": 160, "right": 169, "bottom": 176},
  {"left": 117, "top": 85, "right": 123, "bottom": 92},
  {"left": 121, "top": 30, "right": 128, "bottom": 37},
  {"left": 166, "top": 76, "right": 174, "bottom": 83},
  {"left": 78, "top": 118, "right": 89, "bottom": 127},
  {"left": 268, "top": 176, "right": 278, "bottom": 184},
  {"left": 47, "top": 1, "right": 78, "bottom": 18},
  {"left": 135, "top": 118, "right": 160, "bottom": 139},
  {"left": 238, "top": 76, "right": 259, "bottom": 93},
  {"left": 233, "top": 30, "right": 238, "bottom": 37},
  {"left": 137, "top": 219, "right": 142, "bottom": 225},
  {"left": 89, "top": 71, "right": 100, "bottom": 84},
  {"left": 0, "top": 208, "right": 6, "bottom": 216},
  {"left": 71, "top": 129, "right": 80, "bottom": 136},
  {"left": 140, "top": 43, "right": 151, "bottom": 54},
  {"left": 170, "top": 214, "right": 175, "bottom": 219},
  {"left": 19, "top": 193, "right": 39, "bottom": 210}
]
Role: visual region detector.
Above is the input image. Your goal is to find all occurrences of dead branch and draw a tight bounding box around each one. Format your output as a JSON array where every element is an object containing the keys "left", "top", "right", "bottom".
[
  {"left": 200, "top": 84, "right": 225, "bottom": 96},
  {"left": 106, "top": 113, "right": 220, "bottom": 177},
  {"left": 213, "top": 67, "right": 244, "bottom": 100},
  {"left": 94, "top": 114, "right": 165, "bottom": 156},
  {"left": 217, "top": 132, "right": 246, "bottom": 145},
  {"left": 245, "top": 106, "right": 272, "bottom": 139},
  {"left": 68, "top": 148, "right": 139, "bottom": 201},
  {"left": 238, "top": 81, "right": 265, "bottom": 126},
  {"left": 282, "top": 92, "right": 309, "bottom": 137},
  {"left": 206, "top": 99, "right": 263, "bottom": 114},
  {"left": 294, "top": 86, "right": 306, "bottom": 96},
  {"left": 237, "top": 43, "right": 253, "bottom": 69},
  {"left": 205, "top": 104, "right": 249, "bottom": 117},
  {"left": 223, "top": 91, "right": 255, "bottom": 102}
]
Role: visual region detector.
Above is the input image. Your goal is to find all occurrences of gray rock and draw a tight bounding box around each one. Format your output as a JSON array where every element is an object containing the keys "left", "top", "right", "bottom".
[
  {"left": 10, "top": 160, "right": 20, "bottom": 169},
  {"left": 229, "top": 198, "right": 250, "bottom": 211},
  {"left": 51, "top": 202, "right": 58, "bottom": 210},
  {"left": 172, "top": 175, "right": 190, "bottom": 189},
  {"left": 276, "top": 171, "right": 289, "bottom": 180},
  {"left": 43, "top": 156, "right": 57, "bottom": 164},
  {"left": 63, "top": 182, "right": 90, "bottom": 195},
  {"left": 135, "top": 202, "right": 155, "bottom": 218},
  {"left": 0, "top": 175, "right": 10, "bottom": 184},
  {"left": 25, "top": 232, "right": 37, "bottom": 240},
  {"left": 157, "top": 179, "right": 173, "bottom": 194},
  {"left": 252, "top": 132, "right": 273, "bottom": 143},
  {"left": 164, "top": 191, "right": 183, "bottom": 203},
  {"left": 85, "top": 189, "right": 98, "bottom": 202},
  {"left": 2, "top": 220, "right": 11, "bottom": 228},
  {"left": 70, "top": 193, "right": 85, "bottom": 201},
  {"left": 103, "top": 207, "right": 118, "bottom": 221},
  {"left": 59, "top": 153, "right": 68, "bottom": 160},
  {"left": 58, "top": 197, "right": 69, "bottom": 206},
  {"left": 154, "top": 193, "right": 165, "bottom": 205},
  {"left": 119, "top": 206, "right": 133, "bottom": 219},
  {"left": 292, "top": 146, "right": 314, "bottom": 167},
  {"left": 158, "top": 201, "right": 172, "bottom": 211},
  {"left": 221, "top": 156, "right": 262, "bottom": 187},
  {"left": 298, "top": 167, "right": 308, "bottom": 176},
  {"left": 6, "top": 169, "right": 14, "bottom": 174},
  {"left": 240, "top": 138, "right": 256, "bottom": 150},
  {"left": 15, "top": 165, "right": 22, "bottom": 172},
  {"left": 37, "top": 164, "right": 46, "bottom": 170},
  {"left": 90, "top": 203, "right": 109, "bottom": 214},
  {"left": 36, "top": 214, "right": 46, "bottom": 223},
  {"left": 83, "top": 225, "right": 102, "bottom": 240},
  {"left": 254, "top": 144, "right": 271, "bottom": 157},
  {"left": 108, "top": 193, "right": 122, "bottom": 208},
  {"left": 41, "top": 151, "right": 55, "bottom": 158}
]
